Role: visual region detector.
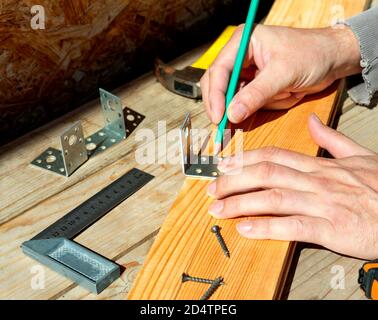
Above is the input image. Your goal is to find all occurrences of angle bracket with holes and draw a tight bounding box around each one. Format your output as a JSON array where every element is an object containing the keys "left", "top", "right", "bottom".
[
  {"left": 179, "top": 112, "right": 221, "bottom": 179},
  {"left": 31, "top": 88, "right": 145, "bottom": 177}
]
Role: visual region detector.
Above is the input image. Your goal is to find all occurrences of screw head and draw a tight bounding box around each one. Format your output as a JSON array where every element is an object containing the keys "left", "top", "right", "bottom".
[
  {"left": 211, "top": 225, "right": 220, "bottom": 233},
  {"left": 182, "top": 273, "right": 190, "bottom": 283}
]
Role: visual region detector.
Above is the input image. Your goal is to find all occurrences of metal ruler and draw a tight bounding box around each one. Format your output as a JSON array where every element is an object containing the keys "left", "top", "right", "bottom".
[
  {"left": 22, "top": 168, "right": 154, "bottom": 294},
  {"left": 33, "top": 168, "right": 154, "bottom": 240}
]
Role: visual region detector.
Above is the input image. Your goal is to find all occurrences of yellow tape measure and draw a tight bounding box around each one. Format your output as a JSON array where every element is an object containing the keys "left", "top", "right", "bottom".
[{"left": 192, "top": 26, "right": 237, "bottom": 70}]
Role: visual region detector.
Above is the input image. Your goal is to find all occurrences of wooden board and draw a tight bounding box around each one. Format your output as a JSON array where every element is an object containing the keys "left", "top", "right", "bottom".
[{"left": 128, "top": 0, "right": 368, "bottom": 300}]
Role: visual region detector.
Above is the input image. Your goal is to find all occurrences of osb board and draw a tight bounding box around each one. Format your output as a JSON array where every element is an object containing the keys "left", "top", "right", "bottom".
[
  {"left": 128, "top": 0, "right": 368, "bottom": 300},
  {"left": 0, "top": 0, "right": 245, "bottom": 145}
]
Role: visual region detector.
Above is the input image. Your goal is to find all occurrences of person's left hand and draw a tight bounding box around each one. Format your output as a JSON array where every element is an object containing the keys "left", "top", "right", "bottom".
[{"left": 207, "top": 113, "right": 378, "bottom": 260}]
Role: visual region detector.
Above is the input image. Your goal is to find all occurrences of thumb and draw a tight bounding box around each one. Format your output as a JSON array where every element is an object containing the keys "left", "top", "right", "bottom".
[
  {"left": 308, "top": 113, "right": 374, "bottom": 158},
  {"left": 227, "top": 62, "right": 291, "bottom": 123}
]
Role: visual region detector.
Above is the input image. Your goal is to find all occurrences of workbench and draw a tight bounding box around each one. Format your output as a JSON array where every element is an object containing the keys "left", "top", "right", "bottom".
[{"left": 1, "top": 1, "right": 378, "bottom": 300}]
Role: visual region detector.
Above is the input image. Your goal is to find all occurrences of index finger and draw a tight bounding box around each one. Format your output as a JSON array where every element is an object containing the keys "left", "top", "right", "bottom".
[{"left": 201, "top": 26, "right": 252, "bottom": 124}]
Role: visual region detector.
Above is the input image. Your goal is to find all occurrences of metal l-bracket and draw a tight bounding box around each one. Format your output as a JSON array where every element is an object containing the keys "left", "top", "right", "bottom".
[
  {"left": 31, "top": 122, "right": 88, "bottom": 177},
  {"left": 31, "top": 89, "right": 145, "bottom": 177},
  {"left": 179, "top": 113, "right": 221, "bottom": 179},
  {"left": 85, "top": 89, "right": 144, "bottom": 157}
]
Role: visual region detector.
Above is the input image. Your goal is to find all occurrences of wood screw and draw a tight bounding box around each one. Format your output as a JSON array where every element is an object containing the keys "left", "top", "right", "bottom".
[
  {"left": 181, "top": 273, "right": 224, "bottom": 285},
  {"left": 211, "top": 225, "right": 230, "bottom": 258},
  {"left": 200, "top": 277, "right": 223, "bottom": 300}
]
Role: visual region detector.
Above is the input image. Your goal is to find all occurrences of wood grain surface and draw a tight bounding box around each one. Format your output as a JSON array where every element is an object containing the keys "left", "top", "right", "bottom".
[
  {"left": 0, "top": 0, "right": 375, "bottom": 300},
  {"left": 128, "top": 0, "right": 368, "bottom": 300},
  {"left": 0, "top": 0, "right": 244, "bottom": 145}
]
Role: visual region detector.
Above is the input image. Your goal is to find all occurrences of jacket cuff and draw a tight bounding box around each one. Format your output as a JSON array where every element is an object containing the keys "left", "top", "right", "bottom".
[{"left": 338, "top": 7, "right": 378, "bottom": 106}]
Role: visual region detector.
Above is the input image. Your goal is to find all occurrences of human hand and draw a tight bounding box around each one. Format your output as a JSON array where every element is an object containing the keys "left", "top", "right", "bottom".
[
  {"left": 201, "top": 24, "right": 361, "bottom": 124},
  {"left": 207, "top": 113, "right": 378, "bottom": 260}
]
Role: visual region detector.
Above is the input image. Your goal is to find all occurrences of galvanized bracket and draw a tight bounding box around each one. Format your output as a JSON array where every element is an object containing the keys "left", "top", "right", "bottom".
[
  {"left": 180, "top": 113, "right": 221, "bottom": 179},
  {"left": 31, "top": 89, "right": 145, "bottom": 177},
  {"left": 31, "top": 122, "right": 88, "bottom": 177}
]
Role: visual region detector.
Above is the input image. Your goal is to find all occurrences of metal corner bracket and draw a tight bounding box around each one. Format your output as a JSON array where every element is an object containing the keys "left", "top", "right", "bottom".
[
  {"left": 31, "top": 88, "right": 145, "bottom": 177},
  {"left": 179, "top": 112, "right": 221, "bottom": 180}
]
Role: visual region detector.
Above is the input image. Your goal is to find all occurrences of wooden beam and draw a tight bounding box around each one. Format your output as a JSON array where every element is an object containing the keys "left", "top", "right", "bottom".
[{"left": 128, "top": 0, "right": 368, "bottom": 300}]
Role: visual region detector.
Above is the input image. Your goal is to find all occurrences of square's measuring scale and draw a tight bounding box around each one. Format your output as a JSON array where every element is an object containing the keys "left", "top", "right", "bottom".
[{"left": 22, "top": 168, "right": 154, "bottom": 294}]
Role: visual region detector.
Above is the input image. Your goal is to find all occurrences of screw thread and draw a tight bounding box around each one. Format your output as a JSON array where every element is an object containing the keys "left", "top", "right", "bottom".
[
  {"left": 215, "top": 231, "right": 230, "bottom": 258},
  {"left": 182, "top": 273, "right": 222, "bottom": 285},
  {"left": 200, "top": 277, "right": 223, "bottom": 300}
]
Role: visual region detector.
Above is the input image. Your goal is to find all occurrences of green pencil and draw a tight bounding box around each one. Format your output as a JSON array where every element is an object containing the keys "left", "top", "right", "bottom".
[{"left": 214, "top": 0, "right": 260, "bottom": 155}]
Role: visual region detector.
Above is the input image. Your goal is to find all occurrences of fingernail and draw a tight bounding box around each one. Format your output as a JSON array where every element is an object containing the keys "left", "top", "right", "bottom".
[
  {"left": 209, "top": 200, "right": 224, "bottom": 216},
  {"left": 229, "top": 103, "right": 248, "bottom": 122},
  {"left": 310, "top": 113, "right": 322, "bottom": 125},
  {"left": 207, "top": 183, "right": 216, "bottom": 197},
  {"left": 237, "top": 221, "right": 253, "bottom": 233}
]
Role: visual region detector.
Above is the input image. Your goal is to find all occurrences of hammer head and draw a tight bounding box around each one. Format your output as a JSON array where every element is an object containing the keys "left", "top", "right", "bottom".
[{"left": 154, "top": 58, "right": 205, "bottom": 99}]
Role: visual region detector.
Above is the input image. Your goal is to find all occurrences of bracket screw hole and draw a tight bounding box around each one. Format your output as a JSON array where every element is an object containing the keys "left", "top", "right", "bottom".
[
  {"left": 46, "top": 155, "right": 56, "bottom": 163},
  {"left": 127, "top": 114, "right": 135, "bottom": 122},
  {"left": 68, "top": 134, "right": 77, "bottom": 146},
  {"left": 107, "top": 99, "right": 116, "bottom": 111},
  {"left": 86, "top": 143, "right": 97, "bottom": 151},
  {"left": 195, "top": 168, "right": 202, "bottom": 174}
]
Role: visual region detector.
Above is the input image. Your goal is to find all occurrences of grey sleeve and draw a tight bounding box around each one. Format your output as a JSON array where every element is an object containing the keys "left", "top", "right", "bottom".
[{"left": 341, "top": 6, "right": 378, "bottom": 106}]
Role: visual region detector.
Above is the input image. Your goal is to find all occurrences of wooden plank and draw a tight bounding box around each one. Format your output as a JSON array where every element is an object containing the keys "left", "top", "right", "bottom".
[
  {"left": 128, "top": 0, "right": 368, "bottom": 300},
  {"left": 287, "top": 248, "right": 366, "bottom": 300},
  {"left": 338, "top": 104, "right": 378, "bottom": 152}
]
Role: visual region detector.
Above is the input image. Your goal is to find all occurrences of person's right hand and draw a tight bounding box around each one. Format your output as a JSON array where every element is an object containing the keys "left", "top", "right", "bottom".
[{"left": 201, "top": 24, "right": 362, "bottom": 124}]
